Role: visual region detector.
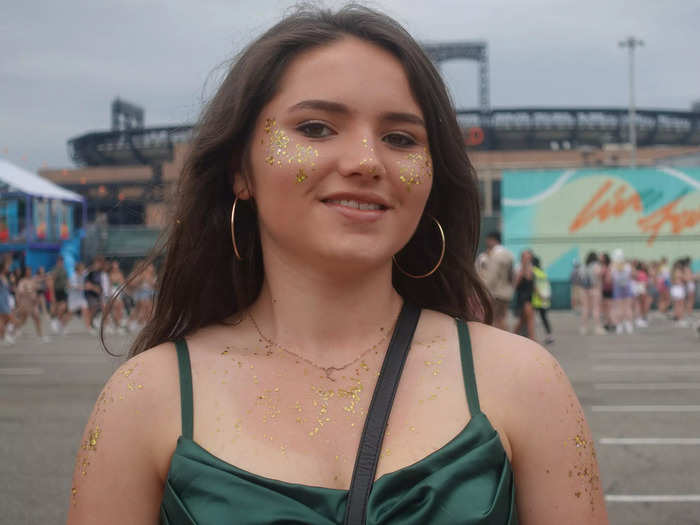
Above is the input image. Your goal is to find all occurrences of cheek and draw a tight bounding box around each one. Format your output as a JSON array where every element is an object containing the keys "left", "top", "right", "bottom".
[
  {"left": 395, "top": 148, "right": 433, "bottom": 192},
  {"left": 260, "top": 118, "right": 319, "bottom": 184}
]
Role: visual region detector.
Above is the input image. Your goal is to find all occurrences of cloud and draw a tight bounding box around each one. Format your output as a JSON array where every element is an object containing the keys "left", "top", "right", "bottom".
[{"left": 1, "top": 0, "right": 698, "bottom": 171}]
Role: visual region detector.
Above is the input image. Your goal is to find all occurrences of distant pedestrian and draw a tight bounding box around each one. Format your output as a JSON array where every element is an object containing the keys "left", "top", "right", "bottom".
[
  {"left": 84, "top": 257, "right": 105, "bottom": 334},
  {"left": 0, "top": 260, "right": 16, "bottom": 345},
  {"left": 532, "top": 255, "right": 554, "bottom": 344},
  {"left": 611, "top": 249, "right": 634, "bottom": 334},
  {"left": 670, "top": 259, "right": 688, "bottom": 327},
  {"left": 598, "top": 253, "right": 614, "bottom": 331},
  {"left": 50, "top": 256, "right": 69, "bottom": 334},
  {"left": 569, "top": 260, "right": 583, "bottom": 314},
  {"left": 482, "top": 231, "right": 515, "bottom": 331},
  {"left": 14, "top": 267, "right": 49, "bottom": 342},
  {"left": 66, "top": 261, "right": 90, "bottom": 332},
  {"left": 579, "top": 251, "right": 605, "bottom": 335},
  {"left": 513, "top": 250, "right": 536, "bottom": 340}
]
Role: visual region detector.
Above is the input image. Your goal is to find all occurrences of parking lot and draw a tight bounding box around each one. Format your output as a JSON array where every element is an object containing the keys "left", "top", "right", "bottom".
[{"left": 1, "top": 311, "right": 699, "bottom": 524}]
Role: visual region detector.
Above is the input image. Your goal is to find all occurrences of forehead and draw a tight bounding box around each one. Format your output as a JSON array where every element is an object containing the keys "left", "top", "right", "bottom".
[{"left": 268, "top": 36, "right": 423, "bottom": 118}]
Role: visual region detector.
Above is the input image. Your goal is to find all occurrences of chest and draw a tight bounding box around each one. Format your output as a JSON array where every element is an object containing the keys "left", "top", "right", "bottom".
[{"left": 187, "top": 337, "right": 470, "bottom": 489}]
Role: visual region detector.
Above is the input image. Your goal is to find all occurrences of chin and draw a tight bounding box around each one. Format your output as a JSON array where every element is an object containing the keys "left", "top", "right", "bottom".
[{"left": 315, "top": 241, "right": 394, "bottom": 274}]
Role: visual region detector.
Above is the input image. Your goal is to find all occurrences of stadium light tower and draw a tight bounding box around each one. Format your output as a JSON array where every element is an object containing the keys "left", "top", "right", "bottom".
[{"left": 619, "top": 36, "right": 644, "bottom": 167}]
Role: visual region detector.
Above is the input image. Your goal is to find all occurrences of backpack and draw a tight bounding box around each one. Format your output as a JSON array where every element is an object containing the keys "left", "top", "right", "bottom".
[{"left": 535, "top": 270, "right": 552, "bottom": 300}]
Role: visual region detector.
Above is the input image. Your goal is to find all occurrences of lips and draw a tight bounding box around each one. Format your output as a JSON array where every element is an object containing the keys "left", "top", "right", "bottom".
[
  {"left": 324, "top": 199, "right": 384, "bottom": 211},
  {"left": 320, "top": 192, "right": 390, "bottom": 211}
]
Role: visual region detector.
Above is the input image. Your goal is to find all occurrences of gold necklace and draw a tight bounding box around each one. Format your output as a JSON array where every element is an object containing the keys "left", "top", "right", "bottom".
[{"left": 248, "top": 312, "right": 393, "bottom": 382}]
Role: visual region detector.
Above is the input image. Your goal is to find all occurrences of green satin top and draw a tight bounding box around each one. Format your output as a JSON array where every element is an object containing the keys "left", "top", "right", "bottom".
[{"left": 160, "top": 319, "right": 518, "bottom": 524}]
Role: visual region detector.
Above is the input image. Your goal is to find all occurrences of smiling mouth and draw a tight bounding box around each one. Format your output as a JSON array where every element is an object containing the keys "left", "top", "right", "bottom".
[{"left": 323, "top": 199, "right": 387, "bottom": 211}]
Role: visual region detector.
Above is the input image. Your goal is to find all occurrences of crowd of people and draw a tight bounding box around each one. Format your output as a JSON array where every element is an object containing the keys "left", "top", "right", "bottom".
[
  {"left": 0, "top": 254, "right": 157, "bottom": 345},
  {"left": 477, "top": 231, "right": 699, "bottom": 343},
  {"left": 570, "top": 251, "right": 697, "bottom": 335},
  {"left": 477, "top": 232, "right": 555, "bottom": 344}
]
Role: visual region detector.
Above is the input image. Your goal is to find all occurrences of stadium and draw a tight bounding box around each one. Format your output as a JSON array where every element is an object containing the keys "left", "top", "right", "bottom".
[{"left": 34, "top": 42, "right": 700, "bottom": 306}]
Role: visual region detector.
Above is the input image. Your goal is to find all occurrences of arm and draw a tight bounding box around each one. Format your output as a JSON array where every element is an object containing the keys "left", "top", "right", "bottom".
[
  {"left": 504, "top": 341, "right": 608, "bottom": 524},
  {"left": 66, "top": 346, "right": 179, "bottom": 524}
]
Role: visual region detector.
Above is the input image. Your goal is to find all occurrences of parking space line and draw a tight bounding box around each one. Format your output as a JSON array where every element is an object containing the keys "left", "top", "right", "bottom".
[
  {"left": 593, "top": 365, "right": 700, "bottom": 372},
  {"left": 605, "top": 495, "right": 700, "bottom": 502},
  {"left": 600, "top": 438, "right": 700, "bottom": 445},
  {"left": 0, "top": 368, "right": 44, "bottom": 375},
  {"left": 595, "top": 383, "right": 700, "bottom": 390},
  {"left": 592, "top": 405, "right": 700, "bottom": 412},
  {"left": 591, "top": 352, "right": 700, "bottom": 359}
]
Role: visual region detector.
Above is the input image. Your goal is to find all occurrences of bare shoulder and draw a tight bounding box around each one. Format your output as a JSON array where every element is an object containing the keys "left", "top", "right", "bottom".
[
  {"left": 465, "top": 323, "right": 608, "bottom": 523},
  {"left": 67, "top": 341, "right": 181, "bottom": 524}
]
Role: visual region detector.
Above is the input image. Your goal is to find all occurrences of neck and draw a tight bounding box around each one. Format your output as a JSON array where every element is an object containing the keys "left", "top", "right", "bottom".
[{"left": 248, "top": 248, "right": 403, "bottom": 368}]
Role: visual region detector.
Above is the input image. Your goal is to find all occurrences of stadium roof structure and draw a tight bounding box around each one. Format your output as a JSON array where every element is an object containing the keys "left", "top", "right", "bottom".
[{"left": 67, "top": 107, "right": 700, "bottom": 167}]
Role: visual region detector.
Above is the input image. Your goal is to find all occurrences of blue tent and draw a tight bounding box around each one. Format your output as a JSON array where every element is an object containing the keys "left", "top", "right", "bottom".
[{"left": 0, "top": 158, "right": 86, "bottom": 273}]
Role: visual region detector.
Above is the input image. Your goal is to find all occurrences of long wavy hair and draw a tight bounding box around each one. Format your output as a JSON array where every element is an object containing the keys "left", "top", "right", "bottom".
[{"left": 124, "top": 4, "right": 492, "bottom": 357}]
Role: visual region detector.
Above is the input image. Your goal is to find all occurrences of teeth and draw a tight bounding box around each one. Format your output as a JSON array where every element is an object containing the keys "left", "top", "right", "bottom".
[{"left": 328, "top": 199, "right": 382, "bottom": 210}]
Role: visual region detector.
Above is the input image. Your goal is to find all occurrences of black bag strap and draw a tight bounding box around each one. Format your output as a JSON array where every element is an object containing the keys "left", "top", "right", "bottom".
[{"left": 343, "top": 301, "right": 421, "bottom": 525}]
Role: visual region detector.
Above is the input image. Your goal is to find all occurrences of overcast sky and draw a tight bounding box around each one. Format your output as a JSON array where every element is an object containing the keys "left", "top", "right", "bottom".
[{"left": 2, "top": 0, "right": 699, "bottom": 172}]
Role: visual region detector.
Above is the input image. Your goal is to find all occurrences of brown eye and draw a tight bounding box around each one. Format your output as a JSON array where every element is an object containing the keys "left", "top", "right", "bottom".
[
  {"left": 297, "top": 122, "right": 335, "bottom": 138},
  {"left": 383, "top": 133, "right": 416, "bottom": 147}
]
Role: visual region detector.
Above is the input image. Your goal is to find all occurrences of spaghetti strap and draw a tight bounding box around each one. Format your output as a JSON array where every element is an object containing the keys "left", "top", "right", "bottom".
[
  {"left": 174, "top": 339, "right": 194, "bottom": 439},
  {"left": 455, "top": 318, "right": 481, "bottom": 416}
]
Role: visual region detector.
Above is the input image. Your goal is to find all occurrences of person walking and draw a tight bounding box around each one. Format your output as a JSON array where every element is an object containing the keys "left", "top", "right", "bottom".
[
  {"left": 531, "top": 255, "right": 554, "bottom": 344},
  {"left": 579, "top": 252, "right": 605, "bottom": 335},
  {"left": 84, "top": 257, "right": 105, "bottom": 334},
  {"left": 50, "top": 256, "right": 69, "bottom": 334},
  {"left": 482, "top": 231, "right": 515, "bottom": 331},
  {"left": 14, "top": 267, "right": 49, "bottom": 342},
  {"left": 569, "top": 260, "right": 583, "bottom": 315},
  {"left": 66, "top": 261, "right": 90, "bottom": 332},
  {"left": 611, "top": 249, "right": 634, "bottom": 334},
  {"left": 513, "top": 250, "right": 536, "bottom": 340},
  {"left": 0, "top": 260, "right": 16, "bottom": 345}
]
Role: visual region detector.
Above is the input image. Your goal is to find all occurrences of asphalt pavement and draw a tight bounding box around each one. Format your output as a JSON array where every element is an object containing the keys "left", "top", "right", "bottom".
[{"left": 1, "top": 311, "right": 699, "bottom": 524}]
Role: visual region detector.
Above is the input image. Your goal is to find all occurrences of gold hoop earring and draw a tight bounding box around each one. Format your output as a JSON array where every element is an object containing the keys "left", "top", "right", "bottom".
[
  {"left": 392, "top": 215, "right": 445, "bottom": 279},
  {"left": 231, "top": 195, "right": 244, "bottom": 261}
]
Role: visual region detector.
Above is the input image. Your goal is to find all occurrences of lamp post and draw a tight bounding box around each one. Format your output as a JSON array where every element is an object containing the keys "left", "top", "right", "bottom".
[{"left": 619, "top": 36, "right": 644, "bottom": 167}]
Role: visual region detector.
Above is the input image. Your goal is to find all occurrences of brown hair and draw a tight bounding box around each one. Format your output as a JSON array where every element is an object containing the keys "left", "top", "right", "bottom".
[{"left": 123, "top": 4, "right": 492, "bottom": 357}]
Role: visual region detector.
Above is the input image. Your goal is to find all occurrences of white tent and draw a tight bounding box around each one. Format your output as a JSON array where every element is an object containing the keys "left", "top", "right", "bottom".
[{"left": 0, "top": 158, "right": 84, "bottom": 202}]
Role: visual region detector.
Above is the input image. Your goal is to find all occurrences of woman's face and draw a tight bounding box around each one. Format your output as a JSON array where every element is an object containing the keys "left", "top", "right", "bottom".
[{"left": 239, "top": 37, "right": 432, "bottom": 274}]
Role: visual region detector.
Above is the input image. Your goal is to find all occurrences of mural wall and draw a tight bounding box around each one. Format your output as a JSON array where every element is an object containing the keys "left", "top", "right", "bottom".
[{"left": 502, "top": 167, "right": 700, "bottom": 282}]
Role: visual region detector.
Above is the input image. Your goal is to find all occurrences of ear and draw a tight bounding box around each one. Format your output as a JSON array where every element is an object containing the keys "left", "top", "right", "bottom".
[{"left": 232, "top": 171, "right": 252, "bottom": 200}]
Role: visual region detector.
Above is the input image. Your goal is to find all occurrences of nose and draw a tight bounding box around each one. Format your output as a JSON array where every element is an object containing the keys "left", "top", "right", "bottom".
[{"left": 337, "top": 136, "right": 385, "bottom": 180}]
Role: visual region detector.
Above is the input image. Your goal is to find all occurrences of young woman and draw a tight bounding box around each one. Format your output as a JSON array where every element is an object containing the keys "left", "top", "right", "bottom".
[
  {"left": 513, "top": 250, "right": 536, "bottom": 341},
  {"left": 599, "top": 253, "right": 614, "bottom": 331},
  {"left": 531, "top": 255, "right": 554, "bottom": 345},
  {"left": 0, "top": 260, "right": 16, "bottom": 345},
  {"left": 579, "top": 251, "right": 605, "bottom": 335},
  {"left": 68, "top": 6, "right": 607, "bottom": 524},
  {"left": 611, "top": 249, "right": 634, "bottom": 334},
  {"left": 66, "top": 262, "right": 91, "bottom": 333},
  {"left": 670, "top": 259, "right": 688, "bottom": 327},
  {"left": 14, "top": 266, "right": 49, "bottom": 342}
]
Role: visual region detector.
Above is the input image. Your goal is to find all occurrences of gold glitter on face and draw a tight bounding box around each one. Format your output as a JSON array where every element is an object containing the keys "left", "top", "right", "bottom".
[
  {"left": 263, "top": 118, "right": 319, "bottom": 183},
  {"left": 397, "top": 147, "right": 433, "bottom": 191}
]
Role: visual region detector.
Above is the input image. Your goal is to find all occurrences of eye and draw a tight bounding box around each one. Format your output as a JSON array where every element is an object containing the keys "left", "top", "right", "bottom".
[
  {"left": 296, "top": 121, "right": 335, "bottom": 138},
  {"left": 383, "top": 133, "right": 416, "bottom": 148}
]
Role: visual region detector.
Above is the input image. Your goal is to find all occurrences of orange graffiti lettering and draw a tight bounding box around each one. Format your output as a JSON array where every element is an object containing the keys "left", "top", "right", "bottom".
[
  {"left": 637, "top": 197, "right": 700, "bottom": 246},
  {"left": 569, "top": 180, "right": 642, "bottom": 233}
]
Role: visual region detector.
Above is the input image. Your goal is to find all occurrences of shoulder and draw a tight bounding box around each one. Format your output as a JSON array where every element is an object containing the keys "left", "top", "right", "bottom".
[
  {"left": 67, "top": 342, "right": 182, "bottom": 522},
  {"left": 95, "top": 343, "right": 182, "bottom": 458}
]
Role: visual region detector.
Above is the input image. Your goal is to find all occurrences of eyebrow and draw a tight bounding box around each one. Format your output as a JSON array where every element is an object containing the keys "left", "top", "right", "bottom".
[{"left": 287, "top": 99, "right": 425, "bottom": 128}]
